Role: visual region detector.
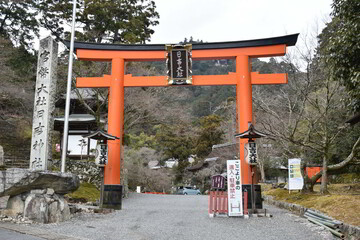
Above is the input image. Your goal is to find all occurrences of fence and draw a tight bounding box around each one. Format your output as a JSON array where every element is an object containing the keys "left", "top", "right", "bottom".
[
  {"left": 208, "top": 191, "right": 228, "bottom": 214},
  {"left": 3, "top": 155, "right": 29, "bottom": 168},
  {"left": 208, "top": 191, "right": 248, "bottom": 215}
]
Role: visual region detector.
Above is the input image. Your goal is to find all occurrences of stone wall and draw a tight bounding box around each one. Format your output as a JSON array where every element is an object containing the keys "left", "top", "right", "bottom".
[
  {"left": 64, "top": 160, "right": 101, "bottom": 188},
  {"left": 54, "top": 159, "right": 129, "bottom": 197}
]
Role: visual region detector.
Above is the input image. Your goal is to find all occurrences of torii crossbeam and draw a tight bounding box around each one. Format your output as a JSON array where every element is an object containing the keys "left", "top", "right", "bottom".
[{"left": 66, "top": 34, "right": 298, "bottom": 190}]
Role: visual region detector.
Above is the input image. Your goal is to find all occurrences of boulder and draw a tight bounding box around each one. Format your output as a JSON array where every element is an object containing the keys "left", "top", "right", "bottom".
[
  {"left": 31, "top": 189, "right": 47, "bottom": 194},
  {"left": 59, "top": 196, "right": 70, "bottom": 221},
  {"left": 48, "top": 201, "right": 62, "bottom": 223},
  {"left": 24, "top": 195, "right": 49, "bottom": 223},
  {"left": 0, "top": 168, "right": 80, "bottom": 197},
  {"left": 0, "top": 196, "right": 9, "bottom": 209},
  {"left": 22, "top": 192, "right": 70, "bottom": 223},
  {"left": 46, "top": 188, "right": 55, "bottom": 195},
  {"left": 4, "top": 195, "right": 24, "bottom": 216}
]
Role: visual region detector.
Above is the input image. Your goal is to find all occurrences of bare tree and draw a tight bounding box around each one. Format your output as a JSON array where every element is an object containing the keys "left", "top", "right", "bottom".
[
  {"left": 124, "top": 146, "right": 172, "bottom": 192},
  {"left": 253, "top": 30, "right": 360, "bottom": 193},
  {"left": 78, "top": 139, "right": 87, "bottom": 160}
]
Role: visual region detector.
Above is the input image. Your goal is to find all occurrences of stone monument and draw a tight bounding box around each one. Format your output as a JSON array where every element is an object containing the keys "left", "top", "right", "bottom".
[{"left": 30, "top": 37, "right": 58, "bottom": 171}]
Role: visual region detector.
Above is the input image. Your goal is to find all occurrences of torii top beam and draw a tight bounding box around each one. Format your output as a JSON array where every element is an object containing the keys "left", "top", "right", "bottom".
[
  {"left": 65, "top": 34, "right": 299, "bottom": 88},
  {"left": 65, "top": 33, "right": 298, "bottom": 61}
]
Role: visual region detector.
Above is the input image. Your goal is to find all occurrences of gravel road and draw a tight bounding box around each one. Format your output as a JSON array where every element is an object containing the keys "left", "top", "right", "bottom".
[
  {"left": 0, "top": 228, "right": 44, "bottom": 240},
  {"left": 22, "top": 193, "right": 334, "bottom": 240}
]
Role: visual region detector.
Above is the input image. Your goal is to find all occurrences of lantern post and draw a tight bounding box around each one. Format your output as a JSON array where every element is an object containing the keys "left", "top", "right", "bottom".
[
  {"left": 235, "top": 124, "right": 266, "bottom": 214},
  {"left": 83, "top": 130, "right": 119, "bottom": 209}
]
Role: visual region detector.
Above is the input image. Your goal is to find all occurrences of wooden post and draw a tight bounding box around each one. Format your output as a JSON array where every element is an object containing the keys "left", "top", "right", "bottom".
[
  {"left": 250, "top": 165, "right": 256, "bottom": 214},
  {"left": 100, "top": 166, "right": 104, "bottom": 208},
  {"left": 214, "top": 190, "right": 218, "bottom": 214},
  {"left": 244, "top": 191, "right": 248, "bottom": 215}
]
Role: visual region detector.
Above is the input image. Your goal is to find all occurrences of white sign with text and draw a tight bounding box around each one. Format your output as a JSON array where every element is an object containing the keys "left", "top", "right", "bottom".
[
  {"left": 288, "top": 158, "right": 304, "bottom": 190},
  {"left": 227, "top": 160, "right": 243, "bottom": 216}
]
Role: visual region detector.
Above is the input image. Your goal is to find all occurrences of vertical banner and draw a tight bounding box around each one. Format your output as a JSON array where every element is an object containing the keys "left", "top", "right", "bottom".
[
  {"left": 30, "top": 37, "right": 58, "bottom": 171},
  {"left": 95, "top": 143, "right": 108, "bottom": 166},
  {"left": 245, "top": 142, "right": 258, "bottom": 165},
  {"left": 288, "top": 158, "right": 304, "bottom": 190},
  {"left": 227, "top": 160, "right": 243, "bottom": 216}
]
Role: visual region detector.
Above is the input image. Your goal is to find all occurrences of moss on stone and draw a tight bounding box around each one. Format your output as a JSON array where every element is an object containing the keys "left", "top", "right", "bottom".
[{"left": 66, "top": 182, "right": 100, "bottom": 203}]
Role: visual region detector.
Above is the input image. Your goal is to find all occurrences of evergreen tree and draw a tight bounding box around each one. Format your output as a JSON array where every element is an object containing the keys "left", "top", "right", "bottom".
[
  {"left": 37, "top": 0, "right": 160, "bottom": 44},
  {"left": 319, "top": 0, "right": 360, "bottom": 111},
  {"left": 0, "top": 1, "right": 39, "bottom": 48},
  {"left": 194, "top": 115, "right": 224, "bottom": 158},
  {"left": 1, "top": 0, "right": 160, "bottom": 49}
]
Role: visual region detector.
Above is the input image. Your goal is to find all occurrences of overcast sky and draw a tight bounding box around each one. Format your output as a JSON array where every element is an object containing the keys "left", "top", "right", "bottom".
[{"left": 149, "top": 0, "right": 333, "bottom": 44}]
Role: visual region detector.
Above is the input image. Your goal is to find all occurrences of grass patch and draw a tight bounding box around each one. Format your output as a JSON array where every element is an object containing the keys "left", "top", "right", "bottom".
[
  {"left": 66, "top": 182, "right": 100, "bottom": 203},
  {"left": 332, "top": 173, "right": 360, "bottom": 184},
  {"left": 263, "top": 183, "right": 360, "bottom": 226}
]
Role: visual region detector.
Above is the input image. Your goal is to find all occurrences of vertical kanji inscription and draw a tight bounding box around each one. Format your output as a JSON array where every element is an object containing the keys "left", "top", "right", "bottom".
[{"left": 30, "top": 36, "right": 58, "bottom": 171}]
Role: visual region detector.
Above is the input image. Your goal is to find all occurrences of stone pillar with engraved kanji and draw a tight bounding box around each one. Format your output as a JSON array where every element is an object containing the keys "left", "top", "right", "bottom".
[{"left": 29, "top": 37, "right": 58, "bottom": 171}]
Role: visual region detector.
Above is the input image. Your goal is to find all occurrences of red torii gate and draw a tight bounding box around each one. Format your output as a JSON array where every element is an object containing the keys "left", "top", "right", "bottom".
[{"left": 67, "top": 34, "right": 298, "bottom": 189}]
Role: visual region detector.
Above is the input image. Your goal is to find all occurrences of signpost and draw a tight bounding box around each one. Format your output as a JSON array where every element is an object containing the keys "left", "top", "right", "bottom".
[
  {"left": 245, "top": 142, "right": 258, "bottom": 165},
  {"left": 211, "top": 175, "right": 225, "bottom": 189},
  {"left": 227, "top": 160, "right": 243, "bottom": 217},
  {"left": 95, "top": 143, "right": 108, "bottom": 166},
  {"left": 288, "top": 158, "right": 304, "bottom": 192}
]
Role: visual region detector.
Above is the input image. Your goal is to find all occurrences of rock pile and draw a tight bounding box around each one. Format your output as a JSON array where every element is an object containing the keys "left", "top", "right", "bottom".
[
  {"left": 1, "top": 188, "right": 70, "bottom": 223},
  {"left": 0, "top": 213, "right": 33, "bottom": 224},
  {"left": 0, "top": 168, "right": 79, "bottom": 223}
]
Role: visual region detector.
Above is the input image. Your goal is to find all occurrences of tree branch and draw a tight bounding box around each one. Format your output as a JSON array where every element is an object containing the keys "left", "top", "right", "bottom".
[{"left": 308, "top": 136, "right": 360, "bottom": 184}]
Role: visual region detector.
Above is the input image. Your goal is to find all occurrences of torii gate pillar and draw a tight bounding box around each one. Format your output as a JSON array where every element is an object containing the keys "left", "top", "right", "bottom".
[
  {"left": 106, "top": 58, "right": 125, "bottom": 185},
  {"left": 236, "top": 55, "right": 253, "bottom": 184}
]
